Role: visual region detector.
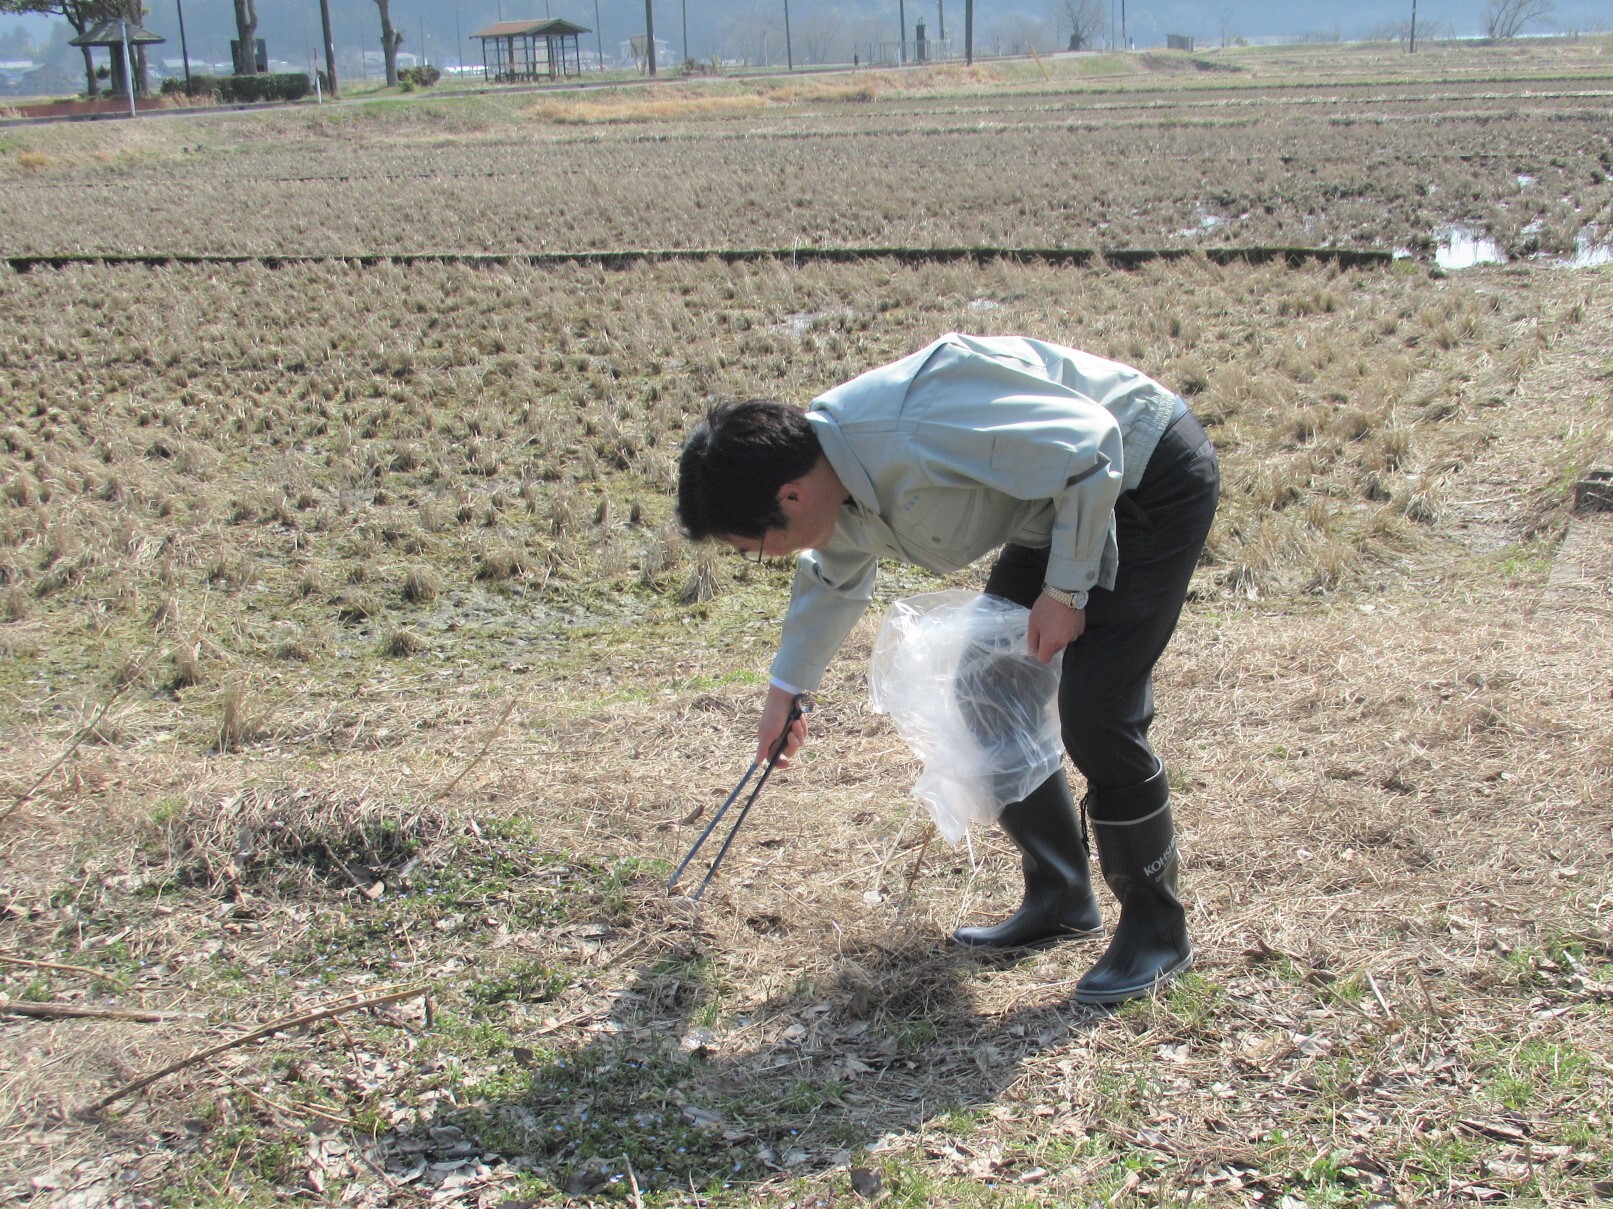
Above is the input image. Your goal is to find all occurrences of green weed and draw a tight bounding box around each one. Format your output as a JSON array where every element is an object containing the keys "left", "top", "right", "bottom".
[{"left": 465, "top": 959, "right": 572, "bottom": 1007}]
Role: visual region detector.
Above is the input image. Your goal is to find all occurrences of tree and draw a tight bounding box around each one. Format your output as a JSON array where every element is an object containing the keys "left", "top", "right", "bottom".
[
  {"left": 1052, "top": 0, "right": 1105, "bottom": 51},
  {"left": 0, "top": 23, "right": 34, "bottom": 58},
  {"left": 372, "top": 0, "right": 403, "bottom": 87},
  {"left": 792, "top": 12, "right": 845, "bottom": 64},
  {"left": 722, "top": 16, "right": 773, "bottom": 67},
  {"left": 992, "top": 13, "right": 1055, "bottom": 55},
  {"left": 1483, "top": 0, "right": 1554, "bottom": 38},
  {"left": 231, "top": 0, "right": 258, "bottom": 74},
  {"left": 0, "top": 0, "right": 119, "bottom": 97}
]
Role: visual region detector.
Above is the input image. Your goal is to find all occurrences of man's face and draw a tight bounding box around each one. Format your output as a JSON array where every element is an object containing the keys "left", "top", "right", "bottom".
[
  {"left": 724, "top": 518, "right": 808, "bottom": 565},
  {"left": 721, "top": 465, "right": 842, "bottom": 563},
  {"left": 723, "top": 499, "right": 838, "bottom": 564}
]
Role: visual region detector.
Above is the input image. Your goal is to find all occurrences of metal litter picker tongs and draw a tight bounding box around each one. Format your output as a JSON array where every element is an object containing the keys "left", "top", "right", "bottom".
[{"left": 666, "top": 694, "right": 810, "bottom": 902}]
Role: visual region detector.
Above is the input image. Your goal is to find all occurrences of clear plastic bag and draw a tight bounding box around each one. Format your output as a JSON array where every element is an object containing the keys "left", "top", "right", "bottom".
[{"left": 868, "top": 590, "right": 1064, "bottom": 845}]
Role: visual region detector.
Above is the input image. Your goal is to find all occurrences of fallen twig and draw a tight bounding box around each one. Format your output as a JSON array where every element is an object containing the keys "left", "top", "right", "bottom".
[
  {"left": 80, "top": 983, "right": 428, "bottom": 1115},
  {"left": 4, "top": 1002, "right": 197, "bottom": 1023},
  {"left": 623, "top": 1154, "right": 645, "bottom": 1209},
  {"left": 1366, "top": 971, "right": 1396, "bottom": 1021},
  {"left": 434, "top": 700, "right": 516, "bottom": 800},
  {"left": 204, "top": 1060, "right": 365, "bottom": 1129},
  {"left": 0, "top": 952, "right": 131, "bottom": 990},
  {"left": 896, "top": 827, "right": 936, "bottom": 919},
  {"left": 531, "top": 1007, "right": 606, "bottom": 1037}
]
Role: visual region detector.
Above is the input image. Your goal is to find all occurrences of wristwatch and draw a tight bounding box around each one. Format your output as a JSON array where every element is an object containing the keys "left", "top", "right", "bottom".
[{"left": 1042, "top": 584, "right": 1089, "bottom": 611}]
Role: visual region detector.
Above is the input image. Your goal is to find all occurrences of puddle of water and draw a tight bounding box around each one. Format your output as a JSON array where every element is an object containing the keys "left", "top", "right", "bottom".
[
  {"left": 1435, "top": 225, "right": 1506, "bottom": 270},
  {"left": 1565, "top": 228, "right": 1612, "bottom": 269},
  {"left": 1177, "top": 209, "right": 1225, "bottom": 238}
]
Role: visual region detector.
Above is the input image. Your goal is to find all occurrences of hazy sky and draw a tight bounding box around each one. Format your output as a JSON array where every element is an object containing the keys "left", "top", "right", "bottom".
[{"left": 3, "top": 0, "right": 1605, "bottom": 66}]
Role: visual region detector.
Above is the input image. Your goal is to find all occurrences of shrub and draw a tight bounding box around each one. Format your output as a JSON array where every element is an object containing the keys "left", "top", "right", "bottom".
[{"left": 398, "top": 65, "right": 441, "bottom": 90}]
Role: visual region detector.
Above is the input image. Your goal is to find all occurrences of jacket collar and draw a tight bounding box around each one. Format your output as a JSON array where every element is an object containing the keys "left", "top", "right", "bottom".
[{"left": 806, "top": 411, "right": 878, "bottom": 517}]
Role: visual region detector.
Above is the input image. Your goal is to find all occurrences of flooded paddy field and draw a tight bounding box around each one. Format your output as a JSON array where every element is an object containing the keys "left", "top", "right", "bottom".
[{"left": 1, "top": 38, "right": 1610, "bottom": 1209}]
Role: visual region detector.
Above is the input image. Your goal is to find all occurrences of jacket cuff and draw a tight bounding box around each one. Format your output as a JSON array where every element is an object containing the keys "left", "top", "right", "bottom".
[
  {"left": 1044, "top": 554, "right": 1105, "bottom": 593},
  {"left": 768, "top": 651, "right": 828, "bottom": 694}
]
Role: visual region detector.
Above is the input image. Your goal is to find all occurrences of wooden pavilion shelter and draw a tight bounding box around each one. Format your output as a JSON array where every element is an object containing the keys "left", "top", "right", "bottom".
[
  {"left": 69, "top": 17, "right": 164, "bottom": 112},
  {"left": 471, "top": 19, "right": 590, "bottom": 82}
]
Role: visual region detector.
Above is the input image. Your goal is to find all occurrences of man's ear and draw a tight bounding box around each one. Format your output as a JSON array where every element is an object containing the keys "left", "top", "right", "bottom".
[{"left": 776, "top": 480, "right": 805, "bottom": 512}]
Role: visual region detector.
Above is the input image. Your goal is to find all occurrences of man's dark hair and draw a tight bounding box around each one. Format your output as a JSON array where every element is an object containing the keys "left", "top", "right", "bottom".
[{"left": 677, "top": 399, "right": 822, "bottom": 541}]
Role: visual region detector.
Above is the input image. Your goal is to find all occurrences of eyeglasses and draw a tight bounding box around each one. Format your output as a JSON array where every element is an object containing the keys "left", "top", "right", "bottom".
[
  {"left": 731, "top": 529, "right": 790, "bottom": 570},
  {"left": 738, "top": 530, "right": 769, "bottom": 567}
]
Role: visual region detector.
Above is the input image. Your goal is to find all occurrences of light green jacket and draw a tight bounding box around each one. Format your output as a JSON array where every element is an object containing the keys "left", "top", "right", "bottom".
[{"left": 772, "top": 334, "right": 1181, "bottom": 692}]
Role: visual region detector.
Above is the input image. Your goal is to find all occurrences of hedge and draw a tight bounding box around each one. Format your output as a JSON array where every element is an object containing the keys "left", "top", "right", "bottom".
[{"left": 160, "top": 73, "right": 310, "bottom": 103}]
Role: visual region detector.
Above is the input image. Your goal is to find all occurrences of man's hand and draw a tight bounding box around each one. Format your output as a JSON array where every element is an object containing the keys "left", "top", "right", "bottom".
[
  {"left": 1028, "top": 591, "right": 1086, "bottom": 663},
  {"left": 756, "top": 683, "right": 809, "bottom": 768}
]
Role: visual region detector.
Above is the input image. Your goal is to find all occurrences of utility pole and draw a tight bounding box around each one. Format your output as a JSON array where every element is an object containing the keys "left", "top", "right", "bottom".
[
  {"left": 320, "top": 0, "right": 338, "bottom": 95},
  {"left": 898, "top": 0, "right": 906, "bottom": 63},
  {"left": 1409, "top": 0, "right": 1418, "bottom": 52},
  {"left": 937, "top": 0, "right": 945, "bottom": 45},
  {"left": 175, "top": 0, "right": 192, "bottom": 95},
  {"left": 784, "top": 0, "right": 793, "bottom": 69},
  {"left": 1121, "top": 0, "right": 1127, "bottom": 49},
  {"left": 645, "top": 0, "right": 656, "bottom": 75},
  {"left": 456, "top": 7, "right": 463, "bottom": 73},
  {"left": 964, "top": 0, "right": 972, "bottom": 64},
  {"left": 593, "top": 0, "right": 603, "bottom": 70},
  {"left": 118, "top": 20, "right": 135, "bottom": 118},
  {"left": 682, "top": 0, "right": 688, "bottom": 64},
  {"left": 419, "top": 15, "right": 427, "bottom": 67}
]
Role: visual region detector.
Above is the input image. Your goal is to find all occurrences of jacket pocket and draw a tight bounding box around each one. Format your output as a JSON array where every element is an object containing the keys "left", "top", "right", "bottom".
[{"left": 901, "top": 489, "right": 992, "bottom": 572}]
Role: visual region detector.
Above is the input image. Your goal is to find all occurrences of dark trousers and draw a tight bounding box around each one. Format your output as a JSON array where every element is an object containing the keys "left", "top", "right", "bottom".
[{"left": 984, "top": 407, "right": 1219, "bottom": 805}]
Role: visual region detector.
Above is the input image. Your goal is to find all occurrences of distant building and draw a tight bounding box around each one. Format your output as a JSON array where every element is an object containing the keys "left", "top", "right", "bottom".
[
  {"left": 157, "top": 57, "right": 210, "bottom": 78},
  {"left": 619, "top": 35, "right": 670, "bottom": 68},
  {"left": 1166, "top": 33, "right": 1195, "bottom": 51},
  {"left": 361, "top": 50, "right": 420, "bottom": 72}
]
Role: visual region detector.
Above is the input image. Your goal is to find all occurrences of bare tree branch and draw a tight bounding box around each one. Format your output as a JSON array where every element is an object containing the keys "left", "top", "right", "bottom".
[
  {"left": 1484, "top": 0, "right": 1554, "bottom": 39},
  {"left": 1051, "top": 0, "right": 1107, "bottom": 50}
]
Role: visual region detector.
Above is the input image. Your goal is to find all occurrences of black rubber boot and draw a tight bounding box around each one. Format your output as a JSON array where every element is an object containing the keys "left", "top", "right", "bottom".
[
  {"left": 1074, "top": 764, "right": 1193, "bottom": 1005},
  {"left": 952, "top": 774, "right": 1104, "bottom": 950}
]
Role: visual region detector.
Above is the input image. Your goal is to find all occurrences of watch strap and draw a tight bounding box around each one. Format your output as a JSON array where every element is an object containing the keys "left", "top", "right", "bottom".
[{"left": 1042, "top": 584, "right": 1089, "bottom": 611}]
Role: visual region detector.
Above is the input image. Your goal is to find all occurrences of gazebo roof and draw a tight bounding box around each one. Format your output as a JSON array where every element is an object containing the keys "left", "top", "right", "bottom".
[
  {"left": 471, "top": 19, "right": 590, "bottom": 40},
  {"left": 70, "top": 18, "right": 166, "bottom": 48}
]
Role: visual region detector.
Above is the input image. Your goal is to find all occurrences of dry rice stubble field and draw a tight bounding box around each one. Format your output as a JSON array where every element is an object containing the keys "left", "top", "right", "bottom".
[
  {"left": 0, "top": 249, "right": 1608, "bottom": 1206},
  {"left": 1, "top": 40, "right": 1610, "bottom": 260},
  {"left": 2, "top": 46, "right": 1612, "bottom": 1209}
]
